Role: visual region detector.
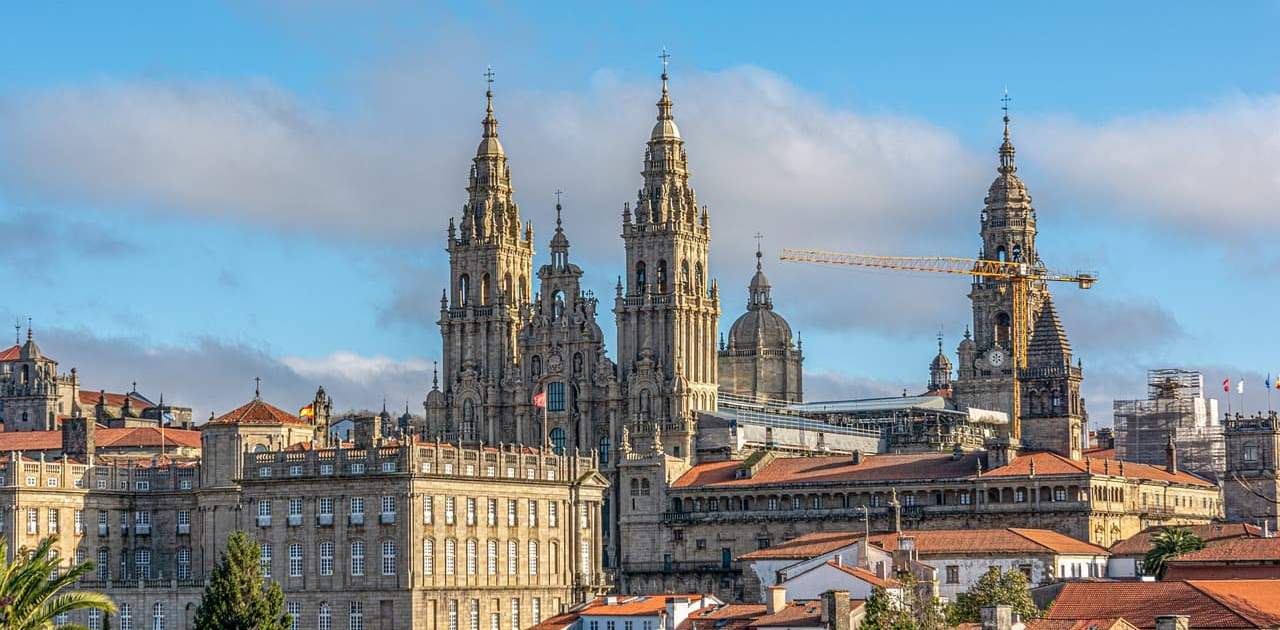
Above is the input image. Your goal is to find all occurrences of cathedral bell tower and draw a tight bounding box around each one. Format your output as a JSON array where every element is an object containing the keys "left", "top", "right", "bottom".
[
  {"left": 438, "top": 70, "right": 535, "bottom": 443},
  {"left": 614, "top": 54, "right": 720, "bottom": 460}
]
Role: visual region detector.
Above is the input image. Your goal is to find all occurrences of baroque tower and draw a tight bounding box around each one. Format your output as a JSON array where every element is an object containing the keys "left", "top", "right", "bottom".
[
  {"left": 438, "top": 73, "right": 535, "bottom": 443},
  {"left": 718, "top": 243, "right": 803, "bottom": 403},
  {"left": 614, "top": 58, "right": 720, "bottom": 459}
]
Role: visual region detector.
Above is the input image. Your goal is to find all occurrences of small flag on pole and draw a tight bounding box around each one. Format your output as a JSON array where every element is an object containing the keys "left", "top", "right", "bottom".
[
  {"left": 1223, "top": 378, "right": 1231, "bottom": 393},
  {"left": 532, "top": 391, "right": 547, "bottom": 408},
  {"left": 1237, "top": 380, "right": 1245, "bottom": 395},
  {"left": 299, "top": 404, "right": 315, "bottom": 418},
  {"left": 1275, "top": 373, "right": 1280, "bottom": 390}
]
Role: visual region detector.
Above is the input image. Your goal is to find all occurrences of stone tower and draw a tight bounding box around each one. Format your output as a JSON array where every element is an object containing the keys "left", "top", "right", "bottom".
[
  {"left": 1224, "top": 413, "right": 1280, "bottom": 531},
  {"left": 1018, "top": 295, "right": 1085, "bottom": 458},
  {"left": 438, "top": 76, "right": 535, "bottom": 443},
  {"left": 927, "top": 335, "right": 953, "bottom": 395},
  {"left": 0, "top": 326, "right": 80, "bottom": 431},
  {"left": 718, "top": 243, "right": 803, "bottom": 403},
  {"left": 614, "top": 61, "right": 720, "bottom": 460}
]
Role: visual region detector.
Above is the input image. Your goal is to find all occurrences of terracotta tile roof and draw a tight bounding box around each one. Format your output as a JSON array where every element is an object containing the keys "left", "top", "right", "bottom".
[
  {"left": 77, "top": 390, "right": 155, "bottom": 410},
  {"left": 0, "top": 426, "right": 201, "bottom": 452},
  {"left": 1028, "top": 618, "right": 1135, "bottom": 630},
  {"left": 1169, "top": 537, "right": 1280, "bottom": 563},
  {"left": 1044, "top": 580, "right": 1280, "bottom": 629},
  {"left": 581, "top": 595, "right": 713, "bottom": 617},
  {"left": 672, "top": 452, "right": 983, "bottom": 489},
  {"left": 751, "top": 600, "right": 824, "bottom": 628},
  {"left": 208, "top": 398, "right": 308, "bottom": 426},
  {"left": 1108, "top": 524, "right": 1262, "bottom": 556},
  {"left": 739, "top": 531, "right": 862, "bottom": 560},
  {"left": 825, "top": 561, "right": 897, "bottom": 588},
  {"left": 0, "top": 344, "right": 20, "bottom": 361},
  {"left": 526, "top": 611, "right": 579, "bottom": 630},
  {"left": 984, "top": 451, "right": 1214, "bottom": 487},
  {"left": 741, "top": 528, "right": 1106, "bottom": 561},
  {"left": 1084, "top": 447, "right": 1116, "bottom": 460},
  {"left": 678, "top": 604, "right": 767, "bottom": 630}
]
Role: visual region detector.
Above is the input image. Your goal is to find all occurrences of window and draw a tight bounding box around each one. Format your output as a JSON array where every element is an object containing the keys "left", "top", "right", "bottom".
[
  {"left": 1244, "top": 443, "right": 1259, "bottom": 463},
  {"left": 48, "top": 508, "right": 59, "bottom": 534},
  {"left": 547, "top": 382, "right": 566, "bottom": 413},
  {"left": 178, "top": 509, "right": 191, "bottom": 530},
  {"left": 350, "top": 497, "right": 364, "bottom": 517},
  {"left": 423, "top": 539, "right": 434, "bottom": 575},
  {"left": 350, "top": 541, "right": 365, "bottom": 576},
  {"left": 289, "top": 543, "right": 303, "bottom": 577},
  {"left": 470, "top": 600, "right": 480, "bottom": 630},
  {"left": 507, "top": 500, "right": 517, "bottom": 527},
  {"left": 960, "top": 492, "right": 972, "bottom": 505},
  {"left": 946, "top": 565, "right": 959, "bottom": 584},
  {"left": 259, "top": 499, "right": 272, "bottom": 518},
  {"left": 97, "top": 549, "right": 109, "bottom": 580},
  {"left": 511, "top": 599, "right": 520, "bottom": 630},
  {"left": 488, "top": 540, "right": 498, "bottom": 574},
  {"left": 488, "top": 499, "right": 497, "bottom": 526},
  {"left": 287, "top": 603, "right": 301, "bottom": 630},
  {"left": 532, "top": 598, "right": 541, "bottom": 624},
  {"left": 467, "top": 539, "right": 477, "bottom": 575},
  {"left": 1054, "top": 488, "right": 1067, "bottom": 502},
  {"left": 89, "top": 609, "right": 102, "bottom": 630},
  {"left": 902, "top": 494, "right": 915, "bottom": 507},
  {"left": 508, "top": 540, "right": 518, "bottom": 575},
  {"left": 27, "top": 508, "right": 37, "bottom": 534},
  {"left": 446, "top": 497, "right": 456, "bottom": 525},
  {"left": 177, "top": 548, "right": 191, "bottom": 580},
  {"left": 582, "top": 541, "right": 591, "bottom": 573},
  {"left": 579, "top": 504, "right": 588, "bottom": 529},
  {"left": 1015, "top": 489, "right": 1026, "bottom": 502},
  {"left": 120, "top": 603, "right": 133, "bottom": 630},
  {"left": 491, "top": 612, "right": 500, "bottom": 630},
  {"left": 74, "top": 509, "right": 84, "bottom": 535},
  {"left": 349, "top": 602, "right": 364, "bottom": 630},
  {"left": 152, "top": 602, "right": 165, "bottom": 630},
  {"left": 98, "top": 510, "right": 108, "bottom": 533},
  {"left": 320, "top": 497, "right": 335, "bottom": 517},
  {"left": 548, "top": 503, "right": 558, "bottom": 528},
  {"left": 448, "top": 600, "right": 459, "bottom": 630},
  {"left": 382, "top": 496, "right": 396, "bottom": 519},
  {"left": 136, "top": 548, "right": 151, "bottom": 579},
  {"left": 318, "top": 603, "right": 331, "bottom": 630},
  {"left": 446, "top": 539, "right": 456, "bottom": 575},
  {"left": 260, "top": 543, "right": 273, "bottom": 578},
  {"left": 528, "top": 540, "right": 538, "bottom": 575},
  {"left": 383, "top": 540, "right": 397, "bottom": 576},
  {"left": 467, "top": 498, "right": 477, "bottom": 526},
  {"left": 290, "top": 498, "right": 303, "bottom": 518},
  {"left": 319, "top": 541, "right": 334, "bottom": 576},
  {"left": 528, "top": 500, "right": 538, "bottom": 528}
]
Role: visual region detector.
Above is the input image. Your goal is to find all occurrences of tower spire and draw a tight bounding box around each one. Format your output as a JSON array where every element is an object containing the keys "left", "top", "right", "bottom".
[
  {"left": 483, "top": 65, "right": 497, "bottom": 139},
  {"left": 658, "top": 47, "right": 672, "bottom": 122},
  {"left": 999, "top": 89, "right": 1017, "bottom": 175}
]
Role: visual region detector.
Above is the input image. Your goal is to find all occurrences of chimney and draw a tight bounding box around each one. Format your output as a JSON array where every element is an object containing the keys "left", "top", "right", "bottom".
[
  {"left": 1155, "top": 616, "right": 1190, "bottom": 630},
  {"left": 850, "top": 450, "right": 863, "bottom": 465},
  {"left": 353, "top": 415, "right": 381, "bottom": 450},
  {"left": 822, "top": 590, "right": 852, "bottom": 630},
  {"left": 61, "top": 415, "right": 95, "bottom": 460},
  {"left": 767, "top": 586, "right": 786, "bottom": 615},
  {"left": 980, "top": 605, "right": 1014, "bottom": 630}
]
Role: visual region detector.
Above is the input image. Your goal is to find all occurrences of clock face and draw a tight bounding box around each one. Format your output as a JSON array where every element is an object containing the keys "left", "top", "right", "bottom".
[{"left": 987, "top": 349, "right": 1006, "bottom": 367}]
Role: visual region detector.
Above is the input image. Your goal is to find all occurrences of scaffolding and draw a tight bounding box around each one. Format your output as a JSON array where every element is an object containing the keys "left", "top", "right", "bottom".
[{"left": 1114, "top": 369, "right": 1224, "bottom": 477}]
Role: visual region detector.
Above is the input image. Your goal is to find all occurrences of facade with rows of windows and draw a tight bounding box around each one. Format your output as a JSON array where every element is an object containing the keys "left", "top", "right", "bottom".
[{"left": 0, "top": 393, "right": 607, "bottom": 630}]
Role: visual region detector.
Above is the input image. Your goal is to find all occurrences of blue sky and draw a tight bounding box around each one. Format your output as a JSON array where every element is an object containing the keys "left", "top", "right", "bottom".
[{"left": 1, "top": 2, "right": 1278, "bottom": 422}]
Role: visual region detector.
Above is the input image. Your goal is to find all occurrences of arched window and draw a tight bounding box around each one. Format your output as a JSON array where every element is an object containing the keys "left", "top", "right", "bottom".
[
  {"left": 462, "top": 400, "right": 476, "bottom": 440},
  {"left": 996, "top": 246, "right": 1007, "bottom": 263},
  {"left": 598, "top": 436, "right": 610, "bottom": 465},
  {"left": 995, "top": 312, "right": 1011, "bottom": 348},
  {"left": 519, "top": 275, "right": 529, "bottom": 303},
  {"left": 656, "top": 260, "right": 668, "bottom": 293},
  {"left": 681, "top": 261, "right": 690, "bottom": 291},
  {"left": 458, "top": 274, "right": 471, "bottom": 307},
  {"left": 481, "top": 273, "right": 492, "bottom": 305},
  {"left": 641, "top": 479, "right": 651, "bottom": 496},
  {"left": 695, "top": 262, "right": 704, "bottom": 291},
  {"left": 531, "top": 356, "right": 542, "bottom": 378},
  {"left": 639, "top": 389, "right": 651, "bottom": 416},
  {"left": 504, "top": 273, "right": 513, "bottom": 300},
  {"left": 635, "top": 262, "right": 647, "bottom": 293},
  {"left": 630, "top": 479, "right": 639, "bottom": 497},
  {"left": 549, "top": 427, "right": 566, "bottom": 454},
  {"left": 547, "top": 382, "right": 565, "bottom": 412}
]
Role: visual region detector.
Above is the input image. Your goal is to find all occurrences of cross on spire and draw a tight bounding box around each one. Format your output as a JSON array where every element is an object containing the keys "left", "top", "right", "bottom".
[
  {"left": 14, "top": 318, "right": 20, "bottom": 345},
  {"left": 1001, "top": 88, "right": 1011, "bottom": 120},
  {"left": 753, "top": 232, "right": 764, "bottom": 269},
  {"left": 554, "top": 189, "right": 564, "bottom": 227},
  {"left": 485, "top": 65, "right": 495, "bottom": 92},
  {"left": 254, "top": 376, "right": 262, "bottom": 399},
  {"left": 659, "top": 47, "right": 671, "bottom": 77}
]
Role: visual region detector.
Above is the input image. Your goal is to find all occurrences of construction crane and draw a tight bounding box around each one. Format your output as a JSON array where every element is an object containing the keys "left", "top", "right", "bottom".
[{"left": 779, "top": 248, "right": 1097, "bottom": 441}]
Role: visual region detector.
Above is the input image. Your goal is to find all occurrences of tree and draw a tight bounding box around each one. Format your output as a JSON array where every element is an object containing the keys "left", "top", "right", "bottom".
[
  {"left": 0, "top": 536, "right": 116, "bottom": 630},
  {"left": 193, "top": 531, "right": 291, "bottom": 630},
  {"left": 1143, "top": 527, "right": 1205, "bottom": 578},
  {"left": 862, "top": 572, "right": 945, "bottom": 630},
  {"left": 946, "top": 566, "right": 1039, "bottom": 625}
]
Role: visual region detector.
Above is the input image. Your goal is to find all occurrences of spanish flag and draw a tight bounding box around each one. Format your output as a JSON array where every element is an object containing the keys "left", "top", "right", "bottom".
[{"left": 299, "top": 404, "right": 314, "bottom": 418}]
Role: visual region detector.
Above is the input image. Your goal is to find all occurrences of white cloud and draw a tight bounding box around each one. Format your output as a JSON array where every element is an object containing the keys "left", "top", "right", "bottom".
[{"left": 282, "top": 351, "right": 433, "bottom": 385}]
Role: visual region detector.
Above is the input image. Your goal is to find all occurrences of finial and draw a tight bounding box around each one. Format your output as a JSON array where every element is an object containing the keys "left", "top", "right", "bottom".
[
  {"left": 432, "top": 361, "right": 439, "bottom": 389},
  {"left": 131, "top": 381, "right": 137, "bottom": 393},
  {"left": 656, "top": 47, "right": 674, "bottom": 122},
  {"left": 26, "top": 317, "right": 32, "bottom": 342},
  {"left": 485, "top": 65, "right": 495, "bottom": 104},
  {"left": 481, "top": 65, "right": 499, "bottom": 140},
  {"left": 964, "top": 325, "right": 972, "bottom": 341},
  {"left": 754, "top": 232, "right": 764, "bottom": 271},
  {"left": 554, "top": 189, "right": 564, "bottom": 228},
  {"left": 659, "top": 46, "right": 671, "bottom": 81},
  {"left": 1001, "top": 88, "right": 1011, "bottom": 137},
  {"left": 937, "top": 328, "right": 944, "bottom": 354},
  {"left": 14, "top": 318, "right": 20, "bottom": 345},
  {"left": 254, "top": 376, "right": 262, "bottom": 399},
  {"left": 998, "top": 89, "right": 1017, "bottom": 174}
]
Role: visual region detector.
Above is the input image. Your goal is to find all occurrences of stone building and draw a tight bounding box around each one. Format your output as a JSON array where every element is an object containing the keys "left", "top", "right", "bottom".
[
  {"left": 718, "top": 245, "right": 803, "bottom": 404},
  {"left": 0, "top": 389, "right": 608, "bottom": 630},
  {"left": 1223, "top": 412, "right": 1280, "bottom": 530}
]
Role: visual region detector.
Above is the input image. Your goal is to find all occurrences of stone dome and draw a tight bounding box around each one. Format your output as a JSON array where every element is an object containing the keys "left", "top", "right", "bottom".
[
  {"left": 728, "top": 307, "right": 793, "bottom": 350},
  {"left": 930, "top": 349, "right": 953, "bottom": 371}
]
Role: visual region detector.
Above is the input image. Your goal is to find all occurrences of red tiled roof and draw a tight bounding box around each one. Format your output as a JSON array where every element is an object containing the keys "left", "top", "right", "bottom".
[
  {"left": 1169, "top": 537, "right": 1280, "bottom": 563},
  {"left": 740, "top": 528, "right": 1106, "bottom": 561},
  {"left": 678, "top": 604, "right": 767, "bottom": 630},
  {"left": 0, "top": 344, "right": 20, "bottom": 361},
  {"left": 1044, "top": 580, "right": 1280, "bottom": 629},
  {"left": 208, "top": 398, "right": 308, "bottom": 426},
  {"left": 825, "top": 561, "right": 897, "bottom": 588},
  {"left": 984, "top": 451, "right": 1214, "bottom": 487},
  {"left": 580, "top": 595, "right": 713, "bottom": 617},
  {"left": 751, "top": 600, "right": 824, "bottom": 628},
  {"left": 526, "top": 611, "right": 579, "bottom": 630},
  {"left": 1109, "top": 524, "right": 1262, "bottom": 556},
  {"left": 1084, "top": 447, "right": 1116, "bottom": 460},
  {"left": 77, "top": 390, "right": 155, "bottom": 410},
  {"left": 0, "top": 426, "right": 202, "bottom": 452},
  {"left": 672, "top": 452, "right": 983, "bottom": 489},
  {"left": 1028, "top": 618, "right": 1135, "bottom": 630}
]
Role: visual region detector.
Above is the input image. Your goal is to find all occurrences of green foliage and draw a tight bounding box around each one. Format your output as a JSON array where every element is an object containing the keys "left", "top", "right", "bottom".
[
  {"left": 0, "top": 536, "right": 116, "bottom": 630},
  {"left": 193, "top": 531, "right": 292, "bottom": 630},
  {"left": 946, "top": 566, "right": 1040, "bottom": 625},
  {"left": 1143, "top": 527, "right": 1205, "bottom": 578},
  {"left": 862, "top": 572, "right": 945, "bottom": 630}
]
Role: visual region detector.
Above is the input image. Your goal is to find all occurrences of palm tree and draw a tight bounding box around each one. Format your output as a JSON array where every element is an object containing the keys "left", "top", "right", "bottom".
[
  {"left": 0, "top": 536, "right": 116, "bottom": 630},
  {"left": 1143, "top": 527, "right": 1206, "bottom": 578}
]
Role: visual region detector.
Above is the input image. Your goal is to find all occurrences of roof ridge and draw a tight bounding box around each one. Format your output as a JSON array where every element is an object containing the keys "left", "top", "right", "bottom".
[
  {"left": 1006, "top": 527, "right": 1056, "bottom": 553},
  {"left": 1181, "top": 580, "right": 1272, "bottom": 628}
]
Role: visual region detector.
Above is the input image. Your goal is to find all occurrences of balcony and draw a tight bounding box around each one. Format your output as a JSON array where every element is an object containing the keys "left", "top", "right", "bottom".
[
  {"left": 349, "top": 513, "right": 365, "bottom": 526},
  {"left": 624, "top": 560, "right": 740, "bottom": 574},
  {"left": 257, "top": 515, "right": 272, "bottom": 528},
  {"left": 380, "top": 512, "right": 396, "bottom": 525},
  {"left": 288, "top": 515, "right": 302, "bottom": 527},
  {"left": 134, "top": 524, "right": 152, "bottom": 536},
  {"left": 317, "top": 513, "right": 334, "bottom": 527},
  {"left": 176, "top": 523, "right": 190, "bottom": 535}
]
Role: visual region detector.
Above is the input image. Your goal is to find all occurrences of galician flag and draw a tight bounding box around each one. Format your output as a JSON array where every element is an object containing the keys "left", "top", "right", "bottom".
[{"left": 1237, "top": 379, "right": 1245, "bottom": 395}]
